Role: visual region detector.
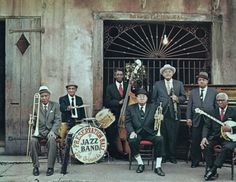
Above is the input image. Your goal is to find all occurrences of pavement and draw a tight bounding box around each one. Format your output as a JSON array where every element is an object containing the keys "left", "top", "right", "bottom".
[{"left": 0, "top": 155, "right": 234, "bottom": 182}]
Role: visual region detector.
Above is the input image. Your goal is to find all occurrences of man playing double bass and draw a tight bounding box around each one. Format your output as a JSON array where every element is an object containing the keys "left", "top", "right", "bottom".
[
  {"left": 126, "top": 88, "right": 165, "bottom": 176},
  {"left": 105, "top": 68, "right": 129, "bottom": 159}
]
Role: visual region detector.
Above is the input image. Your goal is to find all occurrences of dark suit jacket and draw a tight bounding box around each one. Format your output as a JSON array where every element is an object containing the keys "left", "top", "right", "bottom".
[
  {"left": 125, "top": 103, "right": 157, "bottom": 136},
  {"left": 186, "top": 87, "right": 217, "bottom": 127},
  {"left": 59, "top": 95, "right": 85, "bottom": 122},
  {"left": 39, "top": 101, "right": 61, "bottom": 137},
  {"left": 105, "top": 82, "right": 127, "bottom": 118},
  {"left": 151, "top": 79, "right": 186, "bottom": 119},
  {"left": 202, "top": 107, "right": 236, "bottom": 140}
]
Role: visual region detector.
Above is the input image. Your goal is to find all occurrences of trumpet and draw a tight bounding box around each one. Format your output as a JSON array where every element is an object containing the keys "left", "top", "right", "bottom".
[
  {"left": 26, "top": 93, "right": 41, "bottom": 156},
  {"left": 154, "top": 102, "right": 163, "bottom": 136}
]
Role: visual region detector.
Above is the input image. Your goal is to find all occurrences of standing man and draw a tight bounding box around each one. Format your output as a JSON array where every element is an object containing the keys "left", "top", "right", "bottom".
[
  {"left": 200, "top": 93, "right": 236, "bottom": 181},
  {"left": 31, "top": 86, "right": 61, "bottom": 176},
  {"left": 59, "top": 83, "right": 85, "bottom": 146},
  {"left": 186, "top": 72, "right": 217, "bottom": 168},
  {"left": 105, "top": 68, "right": 127, "bottom": 158},
  {"left": 126, "top": 88, "right": 165, "bottom": 176},
  {"left": 151, "top": 64, "right": 186, "bottom": 163}
]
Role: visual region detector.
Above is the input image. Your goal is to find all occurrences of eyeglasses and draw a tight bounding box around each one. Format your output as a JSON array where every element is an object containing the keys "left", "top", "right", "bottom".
[{"left": 216, "top": 99, "right": 226, "bottom": 102}]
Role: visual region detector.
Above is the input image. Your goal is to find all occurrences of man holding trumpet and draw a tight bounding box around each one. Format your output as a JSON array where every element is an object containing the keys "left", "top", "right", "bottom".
[
  {"left": 30, "top": 86, "right": 61, "bottom": 176},
  {"left": 125, "top": 88, "right": 165, "bottom": 176},
  {"left": 151, "top": 64, "right": 186, "bottom": 164}
]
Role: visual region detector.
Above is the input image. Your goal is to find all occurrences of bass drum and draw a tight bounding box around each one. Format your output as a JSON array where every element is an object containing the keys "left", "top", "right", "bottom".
[{"left": 68, "top": 123, "right": 107, "bottom": 164}]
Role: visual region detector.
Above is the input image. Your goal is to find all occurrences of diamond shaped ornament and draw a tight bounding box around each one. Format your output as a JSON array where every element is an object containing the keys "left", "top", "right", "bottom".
[{"left": 16, "top": 34, "right": 30, "bottom": 55}]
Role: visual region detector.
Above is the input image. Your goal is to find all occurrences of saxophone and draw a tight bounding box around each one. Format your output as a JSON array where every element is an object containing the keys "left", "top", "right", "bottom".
[{"left": 154, "top": 102, "right": 163, "bottom": 136}]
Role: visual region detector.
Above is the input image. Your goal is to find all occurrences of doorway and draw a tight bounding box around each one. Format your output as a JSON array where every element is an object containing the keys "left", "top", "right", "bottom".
[{"left": 0, "top": 20, "right": 5, "bottom": 146}]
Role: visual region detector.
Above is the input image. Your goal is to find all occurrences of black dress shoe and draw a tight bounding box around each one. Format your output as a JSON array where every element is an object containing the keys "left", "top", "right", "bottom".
[
  {"left": 154, "top": 167, "right": 165, "bottom": 176},
  {"left": 46, "top": 168, "right": 54, "bottom": 176},
  {"left": 204, "top": 168, "right": 217, "bottom": 181},
  {"left": 33, "top": 167, "right": 39, "bottom": 176},
  {"left": 136, "top": 164, "right": 145, "bottom": 173},
  {"left": 191, "top": 162, "right": 199, "bottom": 168},
  {"left": 162, "top": 158, "right": 166, "bottom": 163},
  {"left": 169, "top": 158, "right": 177, "bottom": 164}
]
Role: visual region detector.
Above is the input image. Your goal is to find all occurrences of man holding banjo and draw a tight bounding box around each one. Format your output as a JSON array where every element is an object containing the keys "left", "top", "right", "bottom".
[{"left": 200, "top": 93, "right": 236, "bottom": 181}]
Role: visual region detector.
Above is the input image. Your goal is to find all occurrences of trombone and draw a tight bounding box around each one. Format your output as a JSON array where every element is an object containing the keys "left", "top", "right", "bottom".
[
  {"left": 26, "top": 93, "right": 41, "bottom": 156},
  {"left": 154, "top": 102, "right": 163, "bottom": 136}
]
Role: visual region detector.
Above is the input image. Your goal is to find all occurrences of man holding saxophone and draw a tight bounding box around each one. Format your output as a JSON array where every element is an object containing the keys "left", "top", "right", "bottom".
[
  {"left": 125, "top": 88, "right": 165, "bottom": 176},
  {"left": 30, "top": 86, "right": 61, "bottom": 176},
  {"left": 151, "top": 64, "right": 186, "bottom": 164}
]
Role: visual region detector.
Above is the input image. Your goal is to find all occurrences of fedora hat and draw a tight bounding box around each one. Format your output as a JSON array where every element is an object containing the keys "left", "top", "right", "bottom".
[
  {"left": 197, "top": 72, "right": 209, "bottom": 80},
  {"left": 66, "top": 83, "right": 78, "bottom": 89},
  {"left": 39, "top": 85, "right": 51, "bottom": 94},
  {"left": 160, "top": 64, "right": 176, "bottom": 75},
  {"left": 135, "top": 88, "right": 148, "bottom": 96}
]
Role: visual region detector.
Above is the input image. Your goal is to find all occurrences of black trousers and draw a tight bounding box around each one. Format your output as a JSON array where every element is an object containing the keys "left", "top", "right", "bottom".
[
  {"left": 190, "top": 118, "right": 204, "bottom": 164},
  {"left": 105, "top": 120, "right": 120, "bottom": 157},
  {"left": 161, "top": 111, "right": 179, "bottom": 159},
  {"left": 204, "top": 137, "right": 236, "bottom": 168},
  {"left": 128, "top": 130, "right": 164, "bottom": 158}
]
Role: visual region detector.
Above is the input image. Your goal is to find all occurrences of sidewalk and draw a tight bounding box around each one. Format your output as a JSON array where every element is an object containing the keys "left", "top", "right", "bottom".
[{"left": 0, "top": 155, "right": 234, "bottom": 182}]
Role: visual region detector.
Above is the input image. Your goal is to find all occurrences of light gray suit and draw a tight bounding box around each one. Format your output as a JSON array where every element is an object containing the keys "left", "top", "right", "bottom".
[
  {"left": 152, "top": 79, "right": 186, "bottom": 160},
  {"left": 186, "top": 87, "right": 217, "bottom": 165},
  {"left": 30, "top": 101, "right": 61, "bottom": 168}
]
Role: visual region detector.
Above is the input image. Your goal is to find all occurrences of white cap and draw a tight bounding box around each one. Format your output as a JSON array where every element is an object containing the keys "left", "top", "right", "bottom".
[{"left": 39, "top": 85, "right": 51, "bottom": 94}]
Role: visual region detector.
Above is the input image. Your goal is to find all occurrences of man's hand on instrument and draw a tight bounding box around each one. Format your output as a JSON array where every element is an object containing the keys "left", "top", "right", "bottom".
[
  {"left": 157, "top": 114, "right": 164, "bottom": 121},
  {"left": 171, "top": 95, "right": 179, "bottom": 103},
  {"left": 119, "top": 99, "right": 124, "bottom": 105},
  {"left": 200, "top": 137, "right": 209, "bottom": 149},
  {"left": 222, "top": 125, "right": 232, "bottom": 132},
  {"left": 67, "top": 105, "right": 73, "bottom": 111},
  {"left": 130, "top": 131, "right": 137, "bottom": 139},
  {"left": 186, "top": 119, "right": 192, "bottom": 127},
  {"left": 47, "top": 131, "right": 56, "bottom": 139}
]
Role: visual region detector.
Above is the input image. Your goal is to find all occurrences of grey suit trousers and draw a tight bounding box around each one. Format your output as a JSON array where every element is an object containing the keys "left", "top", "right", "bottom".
[{"left": 30, "top": 136, "right": 57, "bottom": 168}]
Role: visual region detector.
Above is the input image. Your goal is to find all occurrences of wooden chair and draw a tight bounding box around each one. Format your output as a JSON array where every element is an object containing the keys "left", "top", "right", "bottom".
[
  {"left": 213, "top": 145, "right": 236, "bottom": 180},
  {"left": 129, "top": 140, "right": 155, "bottom": 170}
]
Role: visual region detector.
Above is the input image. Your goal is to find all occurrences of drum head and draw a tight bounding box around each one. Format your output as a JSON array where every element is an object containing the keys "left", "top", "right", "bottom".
[{"left": 71, "top": 126, "right": 107, "bottom": 163}]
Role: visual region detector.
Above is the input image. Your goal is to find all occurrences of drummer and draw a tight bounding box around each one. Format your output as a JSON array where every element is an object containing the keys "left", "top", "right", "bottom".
[{"left": 59, "top": 83, "right": 86, "bottom": 146}]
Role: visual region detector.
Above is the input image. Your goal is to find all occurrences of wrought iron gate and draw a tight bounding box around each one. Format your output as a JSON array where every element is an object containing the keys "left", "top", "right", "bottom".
[{"left": 104, "top": 21, "right": 211, "bottom": 91}]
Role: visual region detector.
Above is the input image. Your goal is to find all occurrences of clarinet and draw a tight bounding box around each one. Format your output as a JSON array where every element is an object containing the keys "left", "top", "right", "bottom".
[
  {"left": 61, "top": 133, "right": 73, "bottom": 175},
  {"left": 170, "top": 88, "right": 178, "bottom": 121}
]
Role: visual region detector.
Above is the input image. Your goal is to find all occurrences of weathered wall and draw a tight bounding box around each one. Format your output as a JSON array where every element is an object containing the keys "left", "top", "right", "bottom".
[{"left": 0, "top": 0, "right": 235, "bottom": 115}]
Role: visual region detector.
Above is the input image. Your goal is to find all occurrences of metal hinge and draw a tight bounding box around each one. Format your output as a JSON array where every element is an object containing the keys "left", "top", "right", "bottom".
[{"left": 9, "top": 27, "right": 45, "bottom": 34}]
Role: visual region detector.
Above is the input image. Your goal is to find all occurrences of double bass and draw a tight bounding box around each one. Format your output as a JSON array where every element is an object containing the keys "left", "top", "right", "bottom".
[{"left": 117, "top": 60, "right": 142, "bottom": 155}]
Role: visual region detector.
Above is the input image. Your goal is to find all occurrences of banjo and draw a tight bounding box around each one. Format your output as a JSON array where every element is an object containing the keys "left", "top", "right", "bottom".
[{"left": 195, "top": 108, "right": 236, "bottom": 141}]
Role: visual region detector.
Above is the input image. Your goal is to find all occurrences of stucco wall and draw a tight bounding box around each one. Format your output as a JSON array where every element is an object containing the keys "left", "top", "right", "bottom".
[{"left": 0, "top": 0, "right": 235, "bottom": 115}]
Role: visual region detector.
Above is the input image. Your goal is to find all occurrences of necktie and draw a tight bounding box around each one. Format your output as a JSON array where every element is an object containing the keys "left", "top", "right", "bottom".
[
  {"left": 44, "top": 105, "right": 47, "bottom": 112},
  {"left": 71, "top": 97, "right": 76, "bottom": 115},
  {"left": 166, "top": 81, "right": 171, "bottom": 95},
  {"left": 119, "top": 83, "right": 123, "bottom": 97},
  {"left": 200, "top": 89, "right": 204, "bottom": 101},
  {"left": 220, "top": 108, "right": 224, "bottom": 121},
  {"left": 140, "top": 106, "right": 145, "bottom": 118}
]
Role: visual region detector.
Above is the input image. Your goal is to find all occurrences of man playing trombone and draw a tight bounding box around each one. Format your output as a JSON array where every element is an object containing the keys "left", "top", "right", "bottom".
[
  {"left": 30, "top": 86, "right": 61, "bottom": 176},
  {"left": 126, "top": 88, "right": 165, "bottom": 176},
  {"left": 151, "top": 64, "right": 186, "bottom": 164}
]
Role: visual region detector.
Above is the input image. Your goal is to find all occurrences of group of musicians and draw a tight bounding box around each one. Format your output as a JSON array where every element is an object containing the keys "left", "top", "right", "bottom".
[{"left": 29, "top": 64, "right": 236, "bottom": 181}]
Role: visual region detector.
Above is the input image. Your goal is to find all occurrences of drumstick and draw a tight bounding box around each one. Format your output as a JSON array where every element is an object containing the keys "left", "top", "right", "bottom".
[{"left": 71, "top": 104, "right": 90, "bottom": 109}]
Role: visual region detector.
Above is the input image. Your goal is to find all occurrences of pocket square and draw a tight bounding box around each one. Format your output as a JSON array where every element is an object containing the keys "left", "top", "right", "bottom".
[{"left": 50, "top": 110, "right": 54, "bottom": 113}]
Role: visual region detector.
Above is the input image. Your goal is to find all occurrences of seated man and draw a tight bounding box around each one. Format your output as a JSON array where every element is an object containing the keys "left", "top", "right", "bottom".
[
  {"left": 200, "top": 93, "right": 236, "bottom": 181},
  {"left": 125, "top": 88, "right": 165, "bottom": 176},
  {"left": 30, "top": 86, "right": 61, "bottom": 176}
]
